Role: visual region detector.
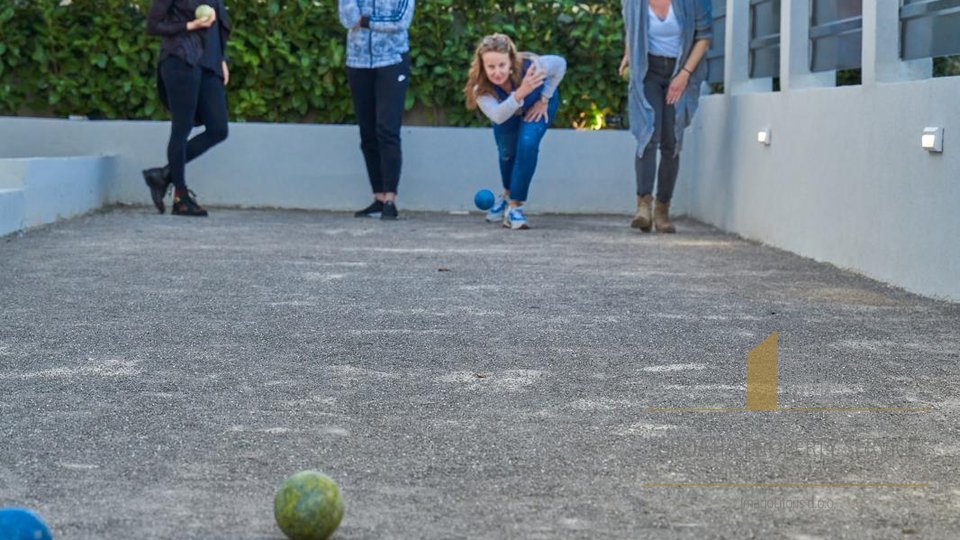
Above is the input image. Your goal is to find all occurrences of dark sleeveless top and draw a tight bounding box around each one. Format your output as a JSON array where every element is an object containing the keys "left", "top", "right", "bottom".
[{"left": 492, "top": 58, "right": 544, "bottom": 111}]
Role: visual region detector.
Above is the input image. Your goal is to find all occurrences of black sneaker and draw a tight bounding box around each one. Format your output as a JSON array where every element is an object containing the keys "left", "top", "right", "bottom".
[
  {"left": 354, "top": 200, "right": 384, "bottom": 218},
  {"left": 171, "top": 189, "right": 208, "bottom": 217},
  {"left": 381, "top": 201, "right": 398, "bottom": 220},
  {"left": 142, "top": 166, "right": 171, "bottom": 214}
]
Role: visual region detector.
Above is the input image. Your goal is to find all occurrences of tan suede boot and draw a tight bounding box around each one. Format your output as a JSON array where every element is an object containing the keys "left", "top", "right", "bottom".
[
  {"left": 630, "top": 194, "right": 653, "bottom": 232},
  {"left": 654, "top": 200, "right": 676, "bottom": 233}
]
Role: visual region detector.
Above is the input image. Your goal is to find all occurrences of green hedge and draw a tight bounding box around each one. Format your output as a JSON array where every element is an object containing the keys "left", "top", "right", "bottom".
[
  {"left": 0, "top": 0, "right": 627, "bottom": 128},
  {"left": 4, "top": 2, "right": 955, "bottom": 127}
]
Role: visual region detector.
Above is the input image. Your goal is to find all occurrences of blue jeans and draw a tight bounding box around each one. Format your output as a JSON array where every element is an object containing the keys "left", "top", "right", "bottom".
[{"left": 492, "top": 93, "right": 560, "bottom": 202}]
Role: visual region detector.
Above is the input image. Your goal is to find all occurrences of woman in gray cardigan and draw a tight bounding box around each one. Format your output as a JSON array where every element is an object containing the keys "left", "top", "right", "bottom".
[{"left": 621, "top": 0, "right": 712, "bottom": 233}]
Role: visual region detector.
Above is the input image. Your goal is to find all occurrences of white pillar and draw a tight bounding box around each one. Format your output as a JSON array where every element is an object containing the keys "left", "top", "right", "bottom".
[
  {"left": 862, "top": 0, "right": 931, "bottom": 84},
  {"left": 780, "top": 0, "right": 834, "bottom": 90},
  {"left": 725, "top": 0, "right": 773, "bottom": 94}
]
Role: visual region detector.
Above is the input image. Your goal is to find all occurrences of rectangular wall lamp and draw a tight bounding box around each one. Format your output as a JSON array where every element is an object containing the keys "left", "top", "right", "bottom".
[
  {"left": 921, "top": 127, "right": 943, "bottom": 153},
  {"left": 757, "top": 128, "right": 772, "bottom": 146}
]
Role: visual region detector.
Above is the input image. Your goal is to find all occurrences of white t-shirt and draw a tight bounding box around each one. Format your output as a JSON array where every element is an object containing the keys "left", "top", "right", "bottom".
[{"left": 648, "top": 3, "right": 682, "bottom": 58}]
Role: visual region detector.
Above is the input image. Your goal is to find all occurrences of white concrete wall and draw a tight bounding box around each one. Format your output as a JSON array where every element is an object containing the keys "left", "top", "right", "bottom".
[
  {"left": 0, "top": 2, "right": 956, "bottom": 300},
  {"left": 0, "top": 118, "right": 645, "bottom": 216},
  {"left": 0, "top": 156, "right": 114, "bottom": 235},
  {"left": 0, "top": 188, "right": 25, "bottom": 236},
  {"left": 676, "top": 0, "right": 960, "bottom": 301},
  {"left": 681, "top": 80, "right": 959, "bottom": 301}
]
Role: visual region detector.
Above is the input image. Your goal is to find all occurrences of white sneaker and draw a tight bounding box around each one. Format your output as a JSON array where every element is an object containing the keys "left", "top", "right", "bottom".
[
  {"left": 505, "top": 206, "right": 529, "bottom": 230},
  {"left": 485, "top": 196, "right": 507, "bottom": 223}
]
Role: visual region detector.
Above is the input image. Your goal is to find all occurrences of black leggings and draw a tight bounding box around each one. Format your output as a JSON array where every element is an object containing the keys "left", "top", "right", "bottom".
[
  {"left": 346, "top": 55, "right": 410, "bottom": 195},
  {"left": 160, "top": 56, "right": 229, "bottom": 189}
]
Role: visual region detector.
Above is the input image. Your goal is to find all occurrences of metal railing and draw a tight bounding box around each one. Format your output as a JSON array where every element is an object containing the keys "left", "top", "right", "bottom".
[
  {"left": 900, "top": 0, "right": 960, "bottom": 59},
  {"left": 810, "top": 0, "right": 863, "bottom": 72},
  {"left": 706, "top": 0, "right": 726, "bottom": 84},
  {"left": 749, "top": 0, "right": 781, "bottom": 78}
]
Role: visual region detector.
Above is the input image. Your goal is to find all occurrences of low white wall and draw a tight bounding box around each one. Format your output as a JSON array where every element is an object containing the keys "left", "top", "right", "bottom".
[
  {"left": 0, "top": 118, "right": 648, "bottom": 216},
  {"left": 679, "top": 76, "right": 960, "bottom": 301},
  {"left": 0, "top": 188, "right": 25, "bottom": 237},
  {"left": 0, "top": 155, "right": 114, "bottom": 233},
  {"left": 3, "top": 93, "right": 956, "bottom": 302}
]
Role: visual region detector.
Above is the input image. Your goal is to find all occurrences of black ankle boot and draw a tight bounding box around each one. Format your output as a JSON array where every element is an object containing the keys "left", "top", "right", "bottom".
[
  {"left": 142, "top": 166, "right": 171, "bottom": 214},
  {"left": 171, "top": 189, "right": 208, "bottom": 217}
]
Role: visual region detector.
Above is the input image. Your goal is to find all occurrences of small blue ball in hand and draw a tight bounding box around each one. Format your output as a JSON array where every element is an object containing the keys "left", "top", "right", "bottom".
[{"left": 474, "top": 189, "right": 495, "bottom": 211}]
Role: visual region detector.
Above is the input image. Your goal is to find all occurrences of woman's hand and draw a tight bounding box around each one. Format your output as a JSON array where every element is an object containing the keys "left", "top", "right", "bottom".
[
  {"left": 222, "top": 61, "right": 229, "bottom": 86},
  {"left": 666, "top": 70, "right": 690, "bottom": 105},
  {"left": 524, "top": 98, "right": 549, "bottom": 123},
  {"left": 619, "top": 50, "right": 630, "bottom": 78},
  {"left": 515, "top": 65, "right": 545, "bottom": 102},
  {"left": 186, "top": 9, "right": 216, "bottom": 32}
]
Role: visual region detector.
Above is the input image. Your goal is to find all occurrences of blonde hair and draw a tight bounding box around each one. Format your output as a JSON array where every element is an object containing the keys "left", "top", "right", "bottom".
[{"left": 464, "top": 33, "right": 525, "bottom": 110}]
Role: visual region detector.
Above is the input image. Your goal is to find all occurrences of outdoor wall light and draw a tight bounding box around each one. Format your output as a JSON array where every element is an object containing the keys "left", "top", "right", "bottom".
[
  {"left": 921, "top": 127, "right": 943, "bottom": 153},
  {"left": 757, "top": 128, "right": 772, "bottom": 146}
]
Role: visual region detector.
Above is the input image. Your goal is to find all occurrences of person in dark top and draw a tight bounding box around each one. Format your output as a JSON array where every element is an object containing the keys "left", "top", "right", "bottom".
[{"left": 143, "top": 0, "right": 232, "bottom": 217}]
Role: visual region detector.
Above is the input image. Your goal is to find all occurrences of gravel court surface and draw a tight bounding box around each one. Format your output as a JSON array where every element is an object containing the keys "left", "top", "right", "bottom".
[{"left": 1, "top": 207, "right": 958, "bottom": 539}]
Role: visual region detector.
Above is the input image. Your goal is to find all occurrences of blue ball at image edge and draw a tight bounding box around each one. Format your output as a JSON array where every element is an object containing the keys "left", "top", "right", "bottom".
[
  {"left": 474, "top": 189, "right": 495, "bottom": 210},
  {"left": 0, "top": 507, "right": 52, "bottom": 540}
]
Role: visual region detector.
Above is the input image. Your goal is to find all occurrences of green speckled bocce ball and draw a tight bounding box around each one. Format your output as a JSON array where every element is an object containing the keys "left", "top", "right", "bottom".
[
  {"left": 194, "top": 4, "right": 214, "bottom": 20},
  {"left": 274, "top": 471, "right": 344, "bottom": 540}
]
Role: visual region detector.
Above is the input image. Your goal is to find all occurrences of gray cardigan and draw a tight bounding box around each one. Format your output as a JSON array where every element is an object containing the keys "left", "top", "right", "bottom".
[{"left": 623, "top": 0, "right": 712, "bottom": 155}]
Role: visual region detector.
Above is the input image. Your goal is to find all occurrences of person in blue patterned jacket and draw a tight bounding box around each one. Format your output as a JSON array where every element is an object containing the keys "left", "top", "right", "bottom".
[{"left": 338, "top": 0, "right": 415, "bottom": 220}]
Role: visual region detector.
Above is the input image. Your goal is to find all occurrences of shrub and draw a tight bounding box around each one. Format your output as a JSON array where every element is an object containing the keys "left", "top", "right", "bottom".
[{"left": 0, "top": 0, "right": 627, "bottom": 128}]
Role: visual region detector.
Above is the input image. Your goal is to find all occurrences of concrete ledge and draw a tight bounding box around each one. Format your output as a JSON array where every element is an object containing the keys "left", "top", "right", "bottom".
[
  {"left": 0, "top": 188, "right": 25, "bottom": 237},
  {"left": 190, "top": 124, "right": 641, "bottom": 214},
  {"left": 681, "top": 77, "right": 960, "bottom": 302},
  {"left": 0, "top": 118, "right": 648, "bottom": 216},
  {"left": 0, "top": 155, "right": 114, "bottom": 235}
]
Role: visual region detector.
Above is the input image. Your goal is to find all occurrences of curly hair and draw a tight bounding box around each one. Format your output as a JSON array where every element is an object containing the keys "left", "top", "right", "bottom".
[{"left": 463, "top": 33, "right": 526, "bottom": 110}]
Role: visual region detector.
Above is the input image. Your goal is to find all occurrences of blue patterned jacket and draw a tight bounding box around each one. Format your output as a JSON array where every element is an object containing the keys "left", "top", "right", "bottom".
[{"left": 338, "top": 0, "right": 415, "bottom": 69}]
